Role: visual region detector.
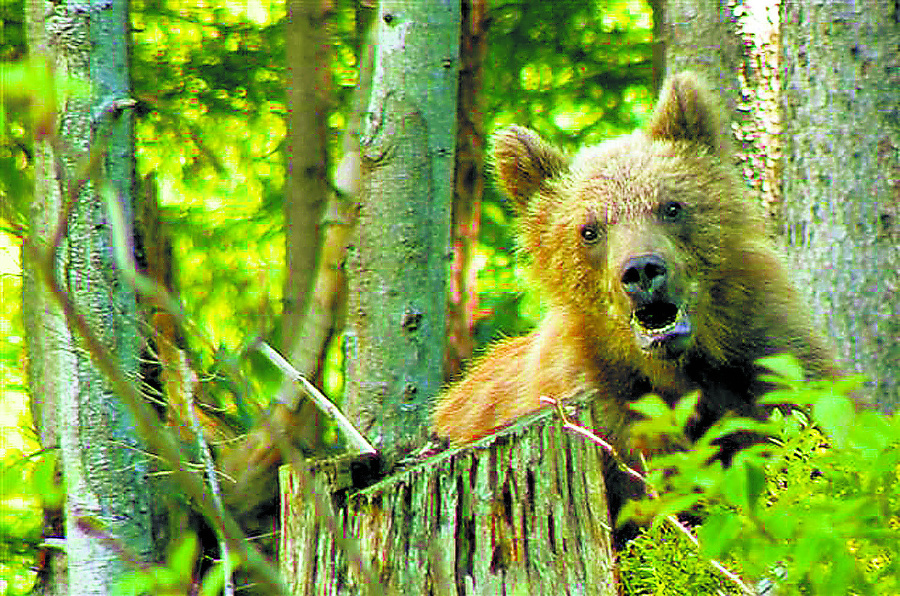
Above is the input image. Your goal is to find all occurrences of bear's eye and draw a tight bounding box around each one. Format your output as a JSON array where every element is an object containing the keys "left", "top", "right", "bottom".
[
  {"left": 661, "top": 201, "right": 684, "bottom": 222},
  {"left": 580, "top": 223, "right": 600, "bottom": 245}
]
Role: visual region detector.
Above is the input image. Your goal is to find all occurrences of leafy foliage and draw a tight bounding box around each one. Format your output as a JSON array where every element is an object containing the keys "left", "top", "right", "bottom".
[
  {"left": 619, "top": 523, "right": 745, "bottom": 595},
  {"left": 114, "top": 533, "right": 240, "bottom": 596},
  {"left": 0, "top": 230, "right": 41, "bottom": 595},
  {"left": 131, "top": 0, "right": 289, "bottom": 355},
  {"left": 620, "top": 354, "right": 900, "bottom": 596},
  {"left": 485, "top": 0, "right": 653, "bottom": 146}
]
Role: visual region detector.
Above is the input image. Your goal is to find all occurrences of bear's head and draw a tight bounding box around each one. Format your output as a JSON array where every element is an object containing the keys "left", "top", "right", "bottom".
[{"left": 492, "top": 73, "right": 770, "bottom": 383}]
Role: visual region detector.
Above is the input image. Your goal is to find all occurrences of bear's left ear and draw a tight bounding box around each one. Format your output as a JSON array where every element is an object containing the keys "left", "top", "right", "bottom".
[{"left": 646, "top": 71, "right": 731, "bottom": 158}]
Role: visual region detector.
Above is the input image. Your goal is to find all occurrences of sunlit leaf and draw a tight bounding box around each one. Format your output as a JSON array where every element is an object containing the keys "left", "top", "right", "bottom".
[
  {"left": 628, "top": 394, "right": 670, "bottom": 419},
  {"left": 812, "top": 395, "right": 855, "bottom": 448},
  {"left": 697, "top": 511, "right": 741, "bottom": 560}
]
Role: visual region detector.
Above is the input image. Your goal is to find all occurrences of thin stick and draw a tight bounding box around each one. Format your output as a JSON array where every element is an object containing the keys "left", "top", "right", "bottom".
[
  {"left": 255, "top": 341, "right": 376, "bottom": 456},
  {"left": 186, "top": 374, "right": 234, "bottom": 596},
  {"left": 540, "top": 396, "right": 645, "bottom": 483},
  {"left": 541, "top": 396, "right": 757, "bottom": 596}
]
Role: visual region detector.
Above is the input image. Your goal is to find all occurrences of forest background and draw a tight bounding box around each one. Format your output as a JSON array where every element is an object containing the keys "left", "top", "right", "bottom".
[
  {"left": 1, "top": 0, "right": 899, "bottom": 594},
  {"left": 2, "top": 0, "right": 654, "bottom": 590}
]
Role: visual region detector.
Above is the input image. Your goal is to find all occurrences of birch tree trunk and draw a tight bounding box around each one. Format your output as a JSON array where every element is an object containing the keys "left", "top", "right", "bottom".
[
  {"left": 780, "top": 0, "right": 900, "bottom": 411},
  {"left": 25, "top": 0, "right": 156, "bottom": 591},
  {"left": 344, "top": 0, "right": 460, "bottom": 461},
  {"left": 23, "top": 4, "right": 75, "bottom": 593}
]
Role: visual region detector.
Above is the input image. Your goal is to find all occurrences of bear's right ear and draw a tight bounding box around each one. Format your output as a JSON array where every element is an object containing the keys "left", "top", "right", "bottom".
[
  {"left": 646, "top": 71, "right": 731, "bottom": 158},
  {"left": 491, "top": 125, "right": 568, "bottom": 209}
]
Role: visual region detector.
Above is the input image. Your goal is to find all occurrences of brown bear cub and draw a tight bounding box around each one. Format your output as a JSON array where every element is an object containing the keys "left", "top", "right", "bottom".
[{"left": 433, "top": 72, "right": 836, "bottom": 543}]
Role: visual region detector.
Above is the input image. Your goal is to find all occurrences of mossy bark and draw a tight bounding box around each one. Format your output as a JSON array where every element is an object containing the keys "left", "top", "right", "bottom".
[
  {"left": 280, "top": 401, "right": 616, "bottom": 595},
  {"left": 344, "top": 1, "right": 460, "bottom": 461}
]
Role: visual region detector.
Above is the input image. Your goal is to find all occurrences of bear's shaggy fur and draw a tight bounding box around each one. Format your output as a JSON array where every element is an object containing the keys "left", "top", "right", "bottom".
[{"left": 433, "top": 72, "right": 836, "bottom": 534}]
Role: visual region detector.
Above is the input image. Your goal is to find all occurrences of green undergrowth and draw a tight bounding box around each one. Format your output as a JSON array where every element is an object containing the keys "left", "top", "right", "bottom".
[
  {"left": 619, "top": 354, "right": 900, "bottom": 596},
  {"left": 619, "top": 522, "right": 745, "bottom": 595}
]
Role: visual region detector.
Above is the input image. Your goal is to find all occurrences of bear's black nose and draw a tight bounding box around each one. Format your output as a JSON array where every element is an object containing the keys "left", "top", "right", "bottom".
[{"left": 621, "top": 254, "right": 668, "bottom": 304}]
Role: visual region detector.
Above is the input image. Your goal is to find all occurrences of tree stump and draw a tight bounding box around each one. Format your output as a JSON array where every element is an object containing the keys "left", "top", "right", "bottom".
[{"left": 280, "top": 401, "right": 616, "bottom": 595}]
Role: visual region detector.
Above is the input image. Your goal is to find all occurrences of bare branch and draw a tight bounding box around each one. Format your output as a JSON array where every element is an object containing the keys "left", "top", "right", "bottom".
[{"left": 255, "top": 341, "right": 377, "bottom": 456}]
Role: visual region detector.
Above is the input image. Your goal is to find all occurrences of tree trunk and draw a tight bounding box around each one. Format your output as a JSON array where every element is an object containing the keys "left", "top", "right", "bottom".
[
  {"left": 219, "top": 8, "right": 377, "bottom": 514},
  {"left": 283, "top": 0, "right": 330, "bottom": 354},
  {"left": 445, "top": 0, "right": 486, "bottom": 382},
  {"left": 24, "top": 8, "right": 71, "bottom": 596},
  {"left": 658, "top": 0, "right": 779, "bottom": 209},
  {"left": 273, "top": 0, "right": 334, "bottom": 458},
  {"left": 23, "top": 7, "right": 74, "bottom": 596},
  {"left": 659, "top": 0, "right": 744, "bottom": 104},
  {"left": 665, "top": 0, "right": 785, "bottom": 216},
  {"left": 25, "top": 0, "right": 156, "bottom": 591},
  {"left": 280, "top": 400, "right": 616, "bottom": 595},
  {"left": 662, "top": 0, "right": 900, "bottom": 408},
  {"left": 780, "top": 0, "right": 900, "bottom": 411},
  {"left": 344, "top": 0, "right": 460, "bottom": 461},
  {"left": 276, "top": 1, "right": 375, "bottom": 414}
]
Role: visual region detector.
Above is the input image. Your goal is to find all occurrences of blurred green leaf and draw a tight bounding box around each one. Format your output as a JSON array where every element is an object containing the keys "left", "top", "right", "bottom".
[
  {"left": 757, "top": 353, "right": 806, "bottom": 384},
  {"left": 167, "top": 533, "right": 199, "bottom": 579},
  {"left": 697, "top": 511, "right": 741, "bottom": 560},
  {"left": 628, "top": 394, "right": 670, "bottom": 419},
  {"left": 812, "top": 394, "right": 855, "bottom": 448}
]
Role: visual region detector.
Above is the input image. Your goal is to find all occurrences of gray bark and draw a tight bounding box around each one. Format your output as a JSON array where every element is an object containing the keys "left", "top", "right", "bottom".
[
  {"left": 658, "top": 0, "right": 780, "bottom": 211},
  {"left": 659, "top": 0, "right": 744, "bottom": 109},
  {"left": 344, "top": 1, "right": 460, "bottom": 461},
  {"left": 23, "top": 5, "right": 75, "bottom": 594},
  {"left": 26, "top": 0, "right": 156, "bottom": 592},
  {"left": 780, "top": 0, "right": 900, "bottom": 411}
]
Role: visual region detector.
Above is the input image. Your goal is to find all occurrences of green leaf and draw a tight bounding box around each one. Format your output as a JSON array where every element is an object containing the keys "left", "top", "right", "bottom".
[
  {"left": 697, "top": 512, "right": 741, "bottom": 559},
  {"left": 721, "top": 460, "right": 765, "bottom": 512},
  {"left": 757, "top": 353, "right": 806, "bottom": 384},
  {"left": 831, "top": 374, "right": 866, "bottom": 395},
  {"left": 791, "top": 533, "right": 826, "bottom": 576},
  {"left": 32, "top": 451, "right": 64, "bottom": 509},
  {"left": 744, "top": 461, "right": 766, "bottom": 513},
  {"left": 167, "top": 533, "right": 199, "bottom": 580},
  {"left": 822, "top": 547, "right": 855, "bottom": 595},
  {"left": 628, "top": 394, "right": 671, "bottom": 419},
  {"left": 671, "top": 391, "right": 700, "bottom": 428},
  {"left": 812, "top": 395, "right": 855, "bottom": 448},
  {"left": 200, "top": 551, "right": 242, "bottom": 596},
  {"left": 654, "top": 493, "right": 703, "bottom": 520},
  {"left": 762, "top": 509, "right": 799, "bottom": 541},
  {"left": 685, "top": 458, "right": 724, "bottom": 491},
  {"left": 701, "top": 417, "right": 776, "bottom": 445},
  {"left": 757, "top": 387, "right": 808, "bottom": 406},
  {"left": 200, "top": 563, "right": 226, "bottom": 596},
  {"left": 114, "top": 571, "right": 155, "bottom": 596},
  {"left": 847, "top": 411, "right": 897, "bottom": 457}
]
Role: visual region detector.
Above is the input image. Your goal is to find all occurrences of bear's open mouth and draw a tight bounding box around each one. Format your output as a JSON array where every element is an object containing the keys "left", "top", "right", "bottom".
[{"left": 631, "top": 301, "right": 692, "bottom": 358}]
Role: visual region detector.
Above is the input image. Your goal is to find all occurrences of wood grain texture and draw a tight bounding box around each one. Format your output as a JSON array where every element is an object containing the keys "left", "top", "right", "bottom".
[{"left": 280, "top": 399, "right": 615, "bottom": 595}]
